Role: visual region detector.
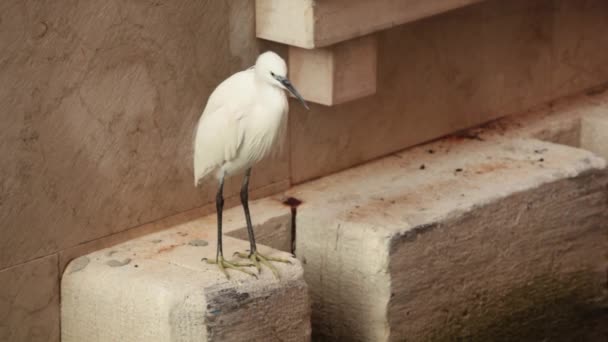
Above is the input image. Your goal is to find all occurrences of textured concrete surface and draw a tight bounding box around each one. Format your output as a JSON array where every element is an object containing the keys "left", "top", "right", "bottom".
[
  {"left": 289, "top": 117, "right": 608, "bottom": 340},
  {"left": 62, "top": 231, "right": 310, "bottom": 342},
  {"left": 553, "top": 0, "right": 608, "bottom": 99},
  {"left": 0, "top": 255, "right": 59, "bottom": 342}
]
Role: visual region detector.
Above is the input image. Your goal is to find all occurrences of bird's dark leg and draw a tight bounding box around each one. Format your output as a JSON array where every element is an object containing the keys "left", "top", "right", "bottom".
[
  {"left": 241, "top": 168, "right": 257, "bottom": 254},
  {"left": 203, "top": 174, "right": 256, "bottom": 279},
  {"left": 216, "top": 175, "right": 225, "bottom": 260},
  {"left": 234, "top": 168, "right": 292, "bottom": 278}
]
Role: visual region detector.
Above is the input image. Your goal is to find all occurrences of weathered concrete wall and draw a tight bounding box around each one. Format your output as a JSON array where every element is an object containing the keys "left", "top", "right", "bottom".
[
  {"left": 0, "top": 0, "right": 284, "bottom": 271},
  {"left": 2, "top": 0, "right": 608, "bottom": 340},
  {"left": 0, "top": 255, "right": 59, "bottom": 342}
]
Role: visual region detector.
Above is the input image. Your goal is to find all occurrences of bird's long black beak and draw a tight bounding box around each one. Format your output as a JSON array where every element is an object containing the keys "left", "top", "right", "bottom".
[{"left": 276, "top": 75, "right": 310, "bottom": 110}]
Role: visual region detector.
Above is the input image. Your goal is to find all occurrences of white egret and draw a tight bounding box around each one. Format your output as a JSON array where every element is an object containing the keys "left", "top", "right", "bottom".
[{"left": 194, "top": 51, "right": 309, "bottom": 279}]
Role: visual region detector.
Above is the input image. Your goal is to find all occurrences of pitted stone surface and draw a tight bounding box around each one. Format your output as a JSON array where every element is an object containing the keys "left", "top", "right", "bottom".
[
  {"left": 62, "top": 231, "right": 310, "bottom": 342},
  {"left": 290, "top": 130, "right": 608, "bottom": 341}
]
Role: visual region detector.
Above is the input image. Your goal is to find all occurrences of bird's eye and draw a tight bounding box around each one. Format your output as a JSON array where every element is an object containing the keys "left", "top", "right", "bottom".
[{"left": 270, "top": 72, "right": 275, "bottom": 77}]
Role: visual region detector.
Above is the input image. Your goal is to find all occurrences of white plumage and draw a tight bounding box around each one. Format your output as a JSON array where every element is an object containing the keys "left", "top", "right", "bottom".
[
  {"left": 194, "top": 52, "right": 303, "bottom": 185},
  {"left": 193, "top": 51, "right": 308, "bottom": 279},
  {"left": 193, "top": 75, "right": 285, "bottom": 183}
]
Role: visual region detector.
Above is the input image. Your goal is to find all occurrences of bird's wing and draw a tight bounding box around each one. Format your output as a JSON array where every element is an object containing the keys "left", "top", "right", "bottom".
[
  {"left": 193, "top": 102, "right": 246, "bottom": 185},
  {"left": 202, "top": 70, "right": 254, "bottom": 119},
  {"left": 193, "top": 70, "right": 254, "bottom": 185}
]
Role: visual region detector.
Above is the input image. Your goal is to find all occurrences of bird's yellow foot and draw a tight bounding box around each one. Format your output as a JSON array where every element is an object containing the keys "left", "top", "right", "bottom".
[
  {"left": 233, "top": 251, "right": 292, "bottom": 279},
  {"left": 202, "top": 255, "right": 257, "bottom": 280}
]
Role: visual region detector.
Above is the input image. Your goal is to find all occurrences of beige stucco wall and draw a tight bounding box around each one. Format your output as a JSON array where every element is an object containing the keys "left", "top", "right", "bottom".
[
  {"left": 289, "top": 0, "right": 608, "bottom": 183},
  {"left": 1, "top": 0, "right": 607, "bottom": 340}
]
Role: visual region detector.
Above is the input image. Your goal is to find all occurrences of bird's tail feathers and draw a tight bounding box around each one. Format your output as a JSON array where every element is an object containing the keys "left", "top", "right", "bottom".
[{"left": 194, "top": 165, "right": 215, "bottom": 187}]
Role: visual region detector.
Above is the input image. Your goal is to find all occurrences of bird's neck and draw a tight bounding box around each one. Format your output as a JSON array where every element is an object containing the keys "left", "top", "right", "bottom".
[{"left": 257, "top": 80, "right": 285, "bottom": 98}]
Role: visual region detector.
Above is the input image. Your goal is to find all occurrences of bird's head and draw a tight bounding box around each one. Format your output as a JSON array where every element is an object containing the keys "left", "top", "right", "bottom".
[{"left": 255, "top": 51, "right": 309, "bottom": 110}]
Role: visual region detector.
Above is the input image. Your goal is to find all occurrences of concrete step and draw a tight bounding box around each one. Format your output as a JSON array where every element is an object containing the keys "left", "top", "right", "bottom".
[
  {"left": 287, "top": 93, "right": 608, "bottom": 340},
  {"left": 61, "top": 213, "right": 310, "bottom": 341}
]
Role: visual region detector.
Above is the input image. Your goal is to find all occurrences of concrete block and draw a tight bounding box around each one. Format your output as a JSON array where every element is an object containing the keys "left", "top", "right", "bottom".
[
  {"left": 256, "top": 0, "right": 484, "bottom": 48},
  {"left": 288, "top": 35, "right": 377, "bottom": 106},
  {"left": 289, "top": 134, "right": 608, "bottom": 340},
  {"left": 61, "top": 223, "right": 310, "bottom": 341}
]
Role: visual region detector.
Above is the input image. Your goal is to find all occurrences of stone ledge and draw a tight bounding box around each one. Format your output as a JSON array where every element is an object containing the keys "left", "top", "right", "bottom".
[
  {"left": 61, "top": 218, "right": 310, "bottom": 341},
  {"left": 256, "top": 0, "right": 485, "bottom": 48},
  {"left": 288, "top": 35, "right": 378, "bottom": 106},
  {"left": 287, "top": 94, "right": 608, "bottom": 340}
]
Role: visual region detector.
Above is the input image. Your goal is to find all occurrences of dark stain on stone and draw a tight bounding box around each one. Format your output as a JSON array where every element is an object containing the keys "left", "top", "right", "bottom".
[
  {"left": 400, "top": 230, "right": 417, "bottom": 243},
  {"left": 585, "top": 81, "right": 608, "bottom": 96},
  {"left": 450, "top": 130, "right": 485, "bottom": 142},
  {"left": 283, "top": 197, "right": 302, "bottom": 255},
  {"left": 188, "top": 239, "right": 209, "bottom": 247},
  {"left": 283, "top": 197, "right": 302, "bottom": 208},
  {"left": 157, "top": 244, "right": 179, "bottom": 254},
  {"left": 205, "top": 288, "right": 252, "bottom": 319},
  {"left": 106, "top": 258, "right": 131, "bottom": 267},
  {"left": 68, "top": 256, "right": 90, "bottom": 274},
  {"left": 394, "top": 222, "right": 440, "bottom": 245}
]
